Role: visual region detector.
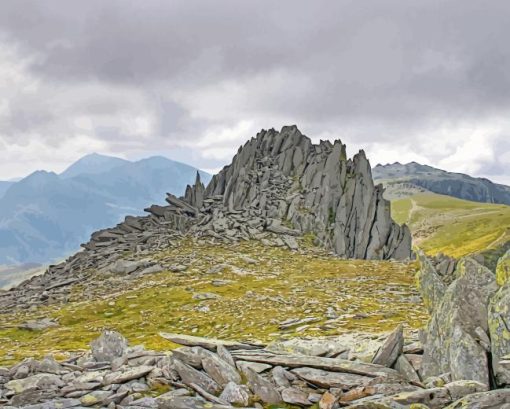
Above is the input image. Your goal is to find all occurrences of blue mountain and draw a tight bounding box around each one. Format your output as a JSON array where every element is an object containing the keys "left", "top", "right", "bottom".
[
  {"left": 0, "top": 155, "right": 211, "bottom": 265},
  {"left": 0, "top": 181, "right": 14, "bottom": 199},
  {"left": 60, "top": 153, "right": 129, "bottom": 178}
]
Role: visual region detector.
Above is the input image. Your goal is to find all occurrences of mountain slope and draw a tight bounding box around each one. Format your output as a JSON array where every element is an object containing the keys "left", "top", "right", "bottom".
[
  {"left": 0, "top": 156, "right": 211, "bottom": 266},
  {"left": 373, "top": 162, "right": 510, "bottom": 205},
  {"left": 0, "top": 181, "right": 13, "bottom": 199},
  {"left": 392, "top": 192, "right": 510, "bottom": 258}
]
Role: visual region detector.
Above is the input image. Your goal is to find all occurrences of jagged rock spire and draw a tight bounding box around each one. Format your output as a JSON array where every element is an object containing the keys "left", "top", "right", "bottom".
[
  {"left": 184, "top": 171, "right": 205, "bottom": 209},
  {"left": 204, "top": 125, "right": 411, "bottom": 260}
]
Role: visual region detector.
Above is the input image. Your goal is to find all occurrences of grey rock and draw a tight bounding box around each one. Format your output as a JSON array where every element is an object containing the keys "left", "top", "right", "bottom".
[
  {"left": 159, "top": 332, "right": 260, "bottom": 350},
  {"left": 421, "top": 257, "right": 498, "bottom": 385},
  {"left": 90, "top": 330, "right": 128, "bottom": 363},
  {"left": 218, "top": 381, "right": 250, "bottom": 406},
  {"left": 271, "top": 366, "right": 292, "bottom": 388},
  {"left": 488, "top": 250, "right": 510, "bottom": 386},
  {"left": 5, "top": 373, "right": 63, "bottom": 394},
  {"left": 172, "top": 359, "right": 221, "bottom": 395},
  {"left": 445, "top": 389, "right": 510, "bottom": 408},
  {"left": 372, "top": 324, "right": 404, "bottom": 367},
  {"left": 444, "top": 380, "right": 488, "bottom": 401},
  {"left": 193, "top": 347, "right": 241, "bottom": 386},
  {"left": 103, "top": 365, "right": 154, "bottom": 385},
  {"left": 291, "top": 367, "right": 372, "bottom": 390},
  {"left": 216, "top": 345, "right": 236, "bottom": 368},
  {"left": 281, "top": 387, "right": 312, "bottom": 406},
  {"left": 394, "top": 354, "right": 421, "bottom": 383},
  {"left": 244, "top": 368, "right": 282, "bottom": 405},
  {"left": 236, "top": 361, "right": 272, "bottom": 374},
  {"left": 80, "top": 390, "right": 112, "bottom": 406},
  {"left": 157, "top": 396, "right": 231, "bottom": 409}
]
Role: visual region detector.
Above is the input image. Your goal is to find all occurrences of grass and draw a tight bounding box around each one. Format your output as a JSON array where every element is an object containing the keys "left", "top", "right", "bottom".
[
  {"left": 392, "top": 193, "right": 510, "bottom": 258},
  {"left": 0, "top": 240, "right": 427, "bottom": 365}
]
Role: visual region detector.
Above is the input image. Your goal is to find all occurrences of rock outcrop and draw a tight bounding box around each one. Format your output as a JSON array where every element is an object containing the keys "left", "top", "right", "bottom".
[
  {"left": 419, "top": 249, "right": 510, "bottom": 391},
  {"left": 203, "top": 125, "right": 411, "bottom": 260},
  {"left": 0, "top": 125, "right": 410, "bottom": 313},
  {"left": 420, "top": 258, "right": 498, "bottom": 385},
  {"left": 489, "top": 250, "right": 510, "bottom": 387},
  {"left": 0, "top": 329, "right": 496, "bottom": 408}
]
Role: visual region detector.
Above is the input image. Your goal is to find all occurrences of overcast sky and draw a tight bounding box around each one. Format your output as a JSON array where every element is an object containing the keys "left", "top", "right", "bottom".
[{"left": 0, "top": 1, "right": 509, "bottom": 184}]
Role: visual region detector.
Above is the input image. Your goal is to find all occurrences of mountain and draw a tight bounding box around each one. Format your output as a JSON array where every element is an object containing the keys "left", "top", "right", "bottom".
[
  {"left": 0, "top": 181, "right": 13, "bottom": 199},
  {"left": 0, "top": 155, "right": 211, "bottom": 267},
  {"left": 60, "top": 152, "right": 129, "bottom": 178},
  {"left": 373, "top": 161, "right": 510, "bottom": 205},
  {"left": 1, "top": 124, "right": 411, "bottom": 307}
]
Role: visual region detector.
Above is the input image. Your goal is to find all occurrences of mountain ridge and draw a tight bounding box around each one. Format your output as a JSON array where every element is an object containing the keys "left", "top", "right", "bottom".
[
  {"left": 373, "top": 161, "right": 510, "bottom": 205},
  {"left": 0, "top": 125, "right": 411, "bottom": 312}
]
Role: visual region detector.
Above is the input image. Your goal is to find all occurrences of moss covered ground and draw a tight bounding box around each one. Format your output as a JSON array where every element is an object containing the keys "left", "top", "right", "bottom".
[
  {"left": 392, "top": 193, "right": 510, "bottom": 258},
  {"left": 0, "top": 240, "right": 427, "bottom": 365}
]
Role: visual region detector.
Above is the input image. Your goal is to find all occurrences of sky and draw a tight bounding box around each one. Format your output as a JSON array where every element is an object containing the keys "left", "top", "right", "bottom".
[{"left": 0, "top": 1, "right": 509, "bottom": 184}]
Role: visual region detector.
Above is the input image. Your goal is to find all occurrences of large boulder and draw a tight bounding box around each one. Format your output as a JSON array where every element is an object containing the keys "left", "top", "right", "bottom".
[
  {"left": 90, "top": 330, "right": 128, "bottom": 363},
  {"left": 421, "top": 257, "right": 498, "bottom": 385},
  {"left": 489, "top": 249, "right": 510, "bottom": 386}
]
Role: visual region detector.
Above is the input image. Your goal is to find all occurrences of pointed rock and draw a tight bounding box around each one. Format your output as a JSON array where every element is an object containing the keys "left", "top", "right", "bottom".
[{"left": 371, "top": 324, "right": 404, "bottom": 367}]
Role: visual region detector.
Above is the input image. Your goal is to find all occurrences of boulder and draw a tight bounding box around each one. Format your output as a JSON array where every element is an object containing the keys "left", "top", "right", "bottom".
[
  {"left": 244, "top": 368, "right": 282, "bottom": 404},
  {"left": 371, "top": 324, "right": 404, "bottom": 367},
  {"left": 421, "top": 257, "right": 498, "bottom": 385},
  {"left": 90, "top": 330, "right": 128, "bottom": 363},
  {"left": 488, "top": 250, "right": 510, "bottom": 386},
  {"left": 218, "top": 381, "right": 250, "bottom": 406}
]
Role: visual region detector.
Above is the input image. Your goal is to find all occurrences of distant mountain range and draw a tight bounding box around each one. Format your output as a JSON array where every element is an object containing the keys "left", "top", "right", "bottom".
[
  {"left": 373, "top": 162, "right": 510, "bottom": 205},
  {"left": 0, "top": 153, "right": 210, "bottom": 267}
]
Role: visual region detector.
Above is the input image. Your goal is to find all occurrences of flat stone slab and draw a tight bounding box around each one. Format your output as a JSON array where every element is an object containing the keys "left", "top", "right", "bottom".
[{"left": 159, "top": 332, "right": 263, "bottom": 350}]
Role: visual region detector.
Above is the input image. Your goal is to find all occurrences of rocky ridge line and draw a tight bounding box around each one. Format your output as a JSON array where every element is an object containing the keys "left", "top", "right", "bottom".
[{"left": 0, "top": 125, "right": 410, "bottom": 312}]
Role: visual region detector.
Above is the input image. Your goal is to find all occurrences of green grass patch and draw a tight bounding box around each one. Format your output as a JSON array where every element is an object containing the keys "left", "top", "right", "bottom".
[
  {"left": 392, "top": 193, "right": 510, "bottom": 258},
  {"left": 0, "top": 240, "right": 427, "bottom": 365}
]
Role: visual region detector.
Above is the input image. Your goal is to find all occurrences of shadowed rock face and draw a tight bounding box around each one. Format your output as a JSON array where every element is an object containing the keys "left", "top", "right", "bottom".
[{"left": 205, "top": 125, "right": 411, "bottom": 260}]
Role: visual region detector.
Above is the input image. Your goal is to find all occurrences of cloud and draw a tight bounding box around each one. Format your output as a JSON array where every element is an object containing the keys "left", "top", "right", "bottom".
[{"left": 0, "top": 0, "right": 508, "bottom": 184}]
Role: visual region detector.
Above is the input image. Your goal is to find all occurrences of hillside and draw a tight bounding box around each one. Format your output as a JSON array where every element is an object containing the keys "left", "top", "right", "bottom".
[
  {"left": 0, "top": 240, "right": 427, "bottom": 365},
  {"left": 373, "top": 161, "right": 510, "bottom": 205},
  {"left": 0, "top": 181, "right": 13, "bottom": 199},
  {"left": 392, "top": 192, "right": 510, "bottom": 258},
  {"left": 0, "top": 155, "right": 210, "bottom": 269}
]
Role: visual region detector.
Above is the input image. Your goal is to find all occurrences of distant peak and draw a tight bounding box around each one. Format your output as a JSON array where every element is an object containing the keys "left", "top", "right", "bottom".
[{"left": 61, "top": 153, "right": 129, "bottom": 179}]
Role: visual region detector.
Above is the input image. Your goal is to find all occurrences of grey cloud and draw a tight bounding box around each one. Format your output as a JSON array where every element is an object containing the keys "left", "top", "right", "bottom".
[{"left": 0, "top": 0, "right": 508, "bottom": 182}]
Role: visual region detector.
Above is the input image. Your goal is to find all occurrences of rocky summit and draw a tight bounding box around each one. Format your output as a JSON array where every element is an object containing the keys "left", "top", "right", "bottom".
[{"left": 0, "top": 125, "right": 410, "bottom": 313}]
